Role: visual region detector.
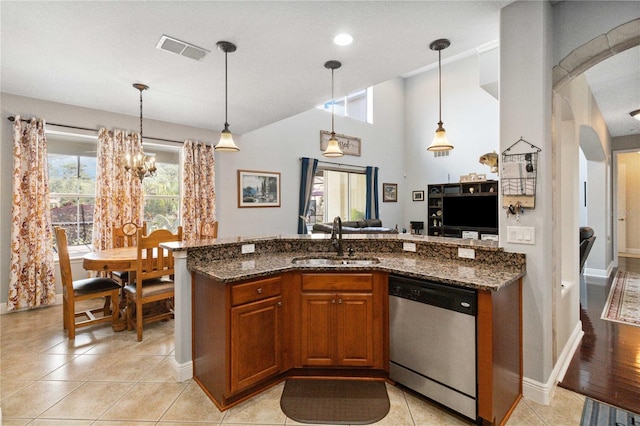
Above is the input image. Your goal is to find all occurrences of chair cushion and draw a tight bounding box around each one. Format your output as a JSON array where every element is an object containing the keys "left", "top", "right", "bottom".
[
  {"left": 73, "top": 277, "right": 121, "bottom": 295},
  {"left": 124, "top": 279, "right": 174, "bottom": 298}
]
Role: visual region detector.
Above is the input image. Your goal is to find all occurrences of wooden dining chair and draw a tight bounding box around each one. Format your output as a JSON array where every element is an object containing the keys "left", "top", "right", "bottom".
[
  {"left": 200, "top": 221, "right": 218, "bottom": 239},
  {"left": 54, "top": 227, "right": 121, "bottom": 339},
  {"left": 124, "top": 226, "right": 183, "bottom": 341},
  {"left": 111, "top": 222, "right": 147, "bottom": 287}
]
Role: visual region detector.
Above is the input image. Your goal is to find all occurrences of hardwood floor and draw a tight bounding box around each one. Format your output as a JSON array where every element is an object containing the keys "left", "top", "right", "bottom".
[{"left": 559, "top": 256, "right": 640, "bottom": 415}]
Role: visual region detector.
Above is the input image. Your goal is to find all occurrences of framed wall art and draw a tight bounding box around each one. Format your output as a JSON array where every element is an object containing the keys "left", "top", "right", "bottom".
[
  {"left": 383, "top": 183, "right": 398, "bottom": 202},
  {"left": 237, "top": 170, "right": 281, "bottom": 208},
  {"left": 412, "top": 190, "right": 425, "bottom": 201}
]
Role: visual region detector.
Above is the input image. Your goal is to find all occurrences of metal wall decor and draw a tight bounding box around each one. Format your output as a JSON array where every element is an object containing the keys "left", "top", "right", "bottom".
[{"left": 501, "top": 137, "right": 541, "bottom": 209}]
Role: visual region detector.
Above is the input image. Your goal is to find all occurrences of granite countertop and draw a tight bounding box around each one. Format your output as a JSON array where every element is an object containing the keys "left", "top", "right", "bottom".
[{"left": 190, "top": 251, "right": 524, "bottom": 292}]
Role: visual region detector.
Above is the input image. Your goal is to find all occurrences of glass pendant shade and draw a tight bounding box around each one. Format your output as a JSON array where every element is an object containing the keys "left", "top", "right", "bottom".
[
  {"left": 214, "top": 123, "right": 239, "bottom": 151},
  {"left": 323, "top": 133, "right": 343, "bottom": 157},
  {"left": 428, "top": 121, "right": 454, "bottom": 151},
  {"left": 631, "top": 109, "right": 640, "bottom": 121}
]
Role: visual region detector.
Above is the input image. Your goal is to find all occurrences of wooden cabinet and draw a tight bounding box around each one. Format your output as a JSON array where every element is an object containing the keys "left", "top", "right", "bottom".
[
  {"left": 193, "top": 274, "right": 290, "bottom": 410},
  {"left": 229, "top": 277, "right": 285, "bottom": 393},
  {"left": 299, "top": 273, "right": 382, "bottom": 368}
]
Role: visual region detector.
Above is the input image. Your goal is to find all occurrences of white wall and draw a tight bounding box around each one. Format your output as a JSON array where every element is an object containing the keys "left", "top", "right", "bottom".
[
  {"left": 214, "top": 78, "right": 406, "bottom": 238},
  {"left": 403, "top": 54, "right": 500, "bottom": 229}
]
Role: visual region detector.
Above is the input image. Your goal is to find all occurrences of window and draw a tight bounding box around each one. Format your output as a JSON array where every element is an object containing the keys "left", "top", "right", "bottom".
[
  {"left": 308, "top": 168, "right": 366, "bottom": 225},
  {"left": 318, "top": 87, "right": 373, "bottom": 124},
  {"left": 47, "top": 132, "right": 181, "bottom": 249},
  {"left": 48, "top": 133, "right": 98, "bottom": 248},
  {"left": 142, "top": 145, "right": 180, "bottom": 233}
]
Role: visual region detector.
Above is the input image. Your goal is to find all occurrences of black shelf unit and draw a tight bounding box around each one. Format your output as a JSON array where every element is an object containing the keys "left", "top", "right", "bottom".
[{"left": 427, "top": 180, "right": 499, "bottom": 239}]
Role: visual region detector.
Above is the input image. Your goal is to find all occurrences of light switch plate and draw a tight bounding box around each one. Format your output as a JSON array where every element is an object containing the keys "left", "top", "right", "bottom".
[
  {"left": 507, "top": 226, "right": 535, "bottom": 245},
  {"left": 241, "top": 244, "right": 255, "bottom": 254},
  {"left": 458, "top": 247, "right": 475, "bottom": 259},
  {"left": 403, "top": 242, "right": 417, "bottom": 252}
]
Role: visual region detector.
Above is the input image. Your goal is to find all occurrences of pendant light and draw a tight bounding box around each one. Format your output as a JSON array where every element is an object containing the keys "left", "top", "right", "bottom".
[
  {"left": 124, "top": 83, "right": 157, "bottom": 182},
  {"left": 427, "top": 38, "right": 454, "bottom": 152},
  {"left": 323, "top": 60, "right": 344, "bottom": 157},
  {"left": 214, "top": 41, "right": 239, "bottom": 152},
  {"left": 631, "top": 109, "right": 640, "bottom": 121}
]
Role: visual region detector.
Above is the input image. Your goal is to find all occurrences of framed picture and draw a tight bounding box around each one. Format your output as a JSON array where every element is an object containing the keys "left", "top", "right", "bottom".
[
  {"left": 237, "top": 170, "right": 281, "bottom": 208},
  {"left": 383, "top": 183, "right": 398, "bottom": 202},
  {"left": 412, "top": 190, "right": 425, "bottom": 202},
  {"left": 320, "top": 130, "right": 362, "bottom": 156}
]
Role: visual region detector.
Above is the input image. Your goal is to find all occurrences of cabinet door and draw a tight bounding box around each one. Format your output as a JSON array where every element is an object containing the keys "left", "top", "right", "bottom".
[
  {"left": 336, "top": 292, "right": 374, "bottom": 366},
  {"left": 300, "top": 293, "right": 335, "bottom": 366},
  {"left": 230, "top": 296, "right": 282, "bottom": 393}
]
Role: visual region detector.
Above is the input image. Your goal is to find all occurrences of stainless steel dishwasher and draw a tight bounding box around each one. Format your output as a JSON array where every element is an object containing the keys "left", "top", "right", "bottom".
[{"left": 388, "top": 275, "right": 477, "bottom": 420}]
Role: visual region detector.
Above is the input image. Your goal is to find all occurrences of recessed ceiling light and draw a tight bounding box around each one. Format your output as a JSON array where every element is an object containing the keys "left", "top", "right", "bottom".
[{"left": 333, "top": 33, "right": 353, "bottom": 46}]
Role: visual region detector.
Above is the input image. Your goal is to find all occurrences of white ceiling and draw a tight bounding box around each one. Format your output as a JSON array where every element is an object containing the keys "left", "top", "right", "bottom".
[{"left": 2, "top": 1, "right": 638, "bottom": 138}]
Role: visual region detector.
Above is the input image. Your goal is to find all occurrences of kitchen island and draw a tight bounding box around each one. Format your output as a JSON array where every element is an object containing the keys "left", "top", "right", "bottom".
[{"left": 164, "top": 233, "right": 525, "bottom": 425}]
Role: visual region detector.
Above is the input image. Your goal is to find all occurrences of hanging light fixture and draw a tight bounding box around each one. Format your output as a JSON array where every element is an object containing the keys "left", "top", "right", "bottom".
[
  {"left": 427, "top": 38, "right": 454, "bottom": 152},
  {"left": 124, "top": 83, "right": 157, "bottom": 182},
  {"left": 323, "top": 60, "right": 344, "bottom": 157},
  {"left": 214, "top": 41, "right": 240, "bottom": 152},
  {"left": 630, "top": 109, "right": 640, "bottom": 121}
]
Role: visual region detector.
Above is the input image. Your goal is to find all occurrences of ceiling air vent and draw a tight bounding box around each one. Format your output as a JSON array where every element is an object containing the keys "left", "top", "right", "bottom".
[{"left": 156, "top": 35, "right": 209, "bottom": 61}]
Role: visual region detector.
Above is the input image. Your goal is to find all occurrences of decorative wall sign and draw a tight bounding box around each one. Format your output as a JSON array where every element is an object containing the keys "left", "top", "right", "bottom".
[
  {"left": 383, "top": 183, "right": 398, "bottom": 202},
  {"left": 320, "top": 130, "right": 361, "bottom": 156},
  {"left": 237, "top": 170, "right": 281, "bottom": 208}
]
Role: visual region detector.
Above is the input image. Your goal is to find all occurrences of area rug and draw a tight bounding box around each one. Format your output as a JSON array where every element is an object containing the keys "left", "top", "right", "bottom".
[
  {"left": 601, "top": 271, "right": 640, "bottom": 327},
  {"left": 280, "top": 379, "right": 390, "bottom": 425},
  {"left": 581, "top": 397, "right": 638, "bottom": 425}
]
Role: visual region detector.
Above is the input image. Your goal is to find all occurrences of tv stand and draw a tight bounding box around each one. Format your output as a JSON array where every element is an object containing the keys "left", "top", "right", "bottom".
[{"left": 427, "top": 181, "right": 498, "bottom": 239}]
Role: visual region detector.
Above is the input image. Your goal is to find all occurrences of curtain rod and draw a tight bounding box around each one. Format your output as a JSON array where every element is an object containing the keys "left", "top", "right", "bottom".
[
  {"left": 304, "top": 157, "right": 368, "bottom": 170},
  {"left": 7, "top": 115, "right": 185, "bottom": 144}
]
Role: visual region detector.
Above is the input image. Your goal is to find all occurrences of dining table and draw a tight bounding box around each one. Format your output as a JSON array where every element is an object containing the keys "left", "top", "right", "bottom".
[{"left": 82, "top": 246, "right": 140, "bottom": 273}]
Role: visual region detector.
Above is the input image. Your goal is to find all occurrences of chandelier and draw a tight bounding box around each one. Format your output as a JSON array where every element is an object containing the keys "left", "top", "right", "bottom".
[{"left": 125, "top": 83, "right": 157, "bottom": 182}]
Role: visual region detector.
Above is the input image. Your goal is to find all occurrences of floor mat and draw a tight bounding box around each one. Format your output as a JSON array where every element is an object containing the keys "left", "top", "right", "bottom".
[
  {"left": 280, "top": 378, "right": 390, "bottom": 425},
  {"left": 581, "top": 397, "right": 639, "bottom": 425},
  {"left": 601, "top": 271, "right": 640, "bottom": 327}
]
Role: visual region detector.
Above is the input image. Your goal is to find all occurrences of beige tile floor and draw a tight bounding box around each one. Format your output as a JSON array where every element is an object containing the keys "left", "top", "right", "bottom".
[{"left": 1, "top": 300, "right": 586, "bottom": 425}]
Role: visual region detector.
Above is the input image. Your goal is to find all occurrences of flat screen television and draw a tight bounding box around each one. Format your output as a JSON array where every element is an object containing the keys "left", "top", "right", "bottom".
[{"left": 443, "top": 195, "right": 498, "bottom": 229}]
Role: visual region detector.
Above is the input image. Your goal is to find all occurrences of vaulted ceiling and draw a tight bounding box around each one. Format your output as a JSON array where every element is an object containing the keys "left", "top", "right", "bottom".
[{"left": 2, "top": 1, "right": 638, "bottom": 138}]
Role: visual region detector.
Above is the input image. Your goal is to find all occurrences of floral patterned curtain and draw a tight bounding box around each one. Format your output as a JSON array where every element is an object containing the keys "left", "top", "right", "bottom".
[
  {"left": 8, "top": 116, "right": 56, "bottom": 311},
  {"left": 181, "top": 140, "right": 216, "bottom": 240},
  {"left": 92, "top": 128, "right": 144, "bottom": 250}
]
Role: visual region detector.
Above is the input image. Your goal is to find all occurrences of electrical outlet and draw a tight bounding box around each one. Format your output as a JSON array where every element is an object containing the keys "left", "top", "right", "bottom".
[
  {"left": 403, "top": 242, "right": 417, "bottom": 252},
  {"left": 458, "top": 247, "right": 475, "bottom": 259},
  {"left": 241, "top": 244, "right": 255, "bottom": 254}
]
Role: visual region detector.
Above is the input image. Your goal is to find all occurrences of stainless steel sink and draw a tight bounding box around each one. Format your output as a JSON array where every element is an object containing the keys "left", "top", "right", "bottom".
[{"left": 292, "top": 257, "right": 380, "bottom": 266}]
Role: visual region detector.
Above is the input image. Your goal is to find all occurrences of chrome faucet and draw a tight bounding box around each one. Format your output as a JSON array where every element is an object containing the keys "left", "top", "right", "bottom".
[{"left": 331, "top": 216, "right": 343, "bottom": 256}]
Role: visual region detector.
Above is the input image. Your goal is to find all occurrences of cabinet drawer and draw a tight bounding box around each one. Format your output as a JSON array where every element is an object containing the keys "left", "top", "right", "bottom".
[
  {"left": 231, "top": 277, "right": 282, "bottom": 306},
  {"left": 302, "top": 273, "right": 373, "bottom": 291}
]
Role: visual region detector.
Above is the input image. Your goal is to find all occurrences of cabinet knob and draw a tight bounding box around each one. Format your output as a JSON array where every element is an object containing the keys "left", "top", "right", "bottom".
[
  {"left": 256, "top": 287, "right": 262, "bottom": 294},
  {"left": 331, "top": 299, "right": 336, "bottom": 304},
  {"left": 338, "top": 298, "right": 343, "bottom": 304},
  {"left": 277, "top": 301, "right": 282, "bottom": 307}
]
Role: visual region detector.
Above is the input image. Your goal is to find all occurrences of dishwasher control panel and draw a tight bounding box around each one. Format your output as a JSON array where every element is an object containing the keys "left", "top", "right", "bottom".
[{"left": 389, "top": 275, "right": 477, "bottom": 316}]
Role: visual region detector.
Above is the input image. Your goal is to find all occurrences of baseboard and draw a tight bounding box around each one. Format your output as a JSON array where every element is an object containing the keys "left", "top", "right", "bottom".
[
  {"left": 522, "top": 320, "right": 584, "bottom": 405},
  {"left": 173, "top": 358, "right": 193, "bottom": 382},
  {"left": 1, "top": 293, "right": 63, "bottom": 315},
  {"left": 584, "top": 261, "right": 614, "bottom": 286}
]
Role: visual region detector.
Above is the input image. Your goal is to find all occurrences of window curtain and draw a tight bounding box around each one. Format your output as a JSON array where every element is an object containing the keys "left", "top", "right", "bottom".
[
  {"left": 298, "top": 157, "right": 318, "bottom": 234},
  {"left": 92, "top": 128, "right": 144, "bottom": 251},
  {"left": 181, "top": 140, "right": 216, "bottom": 240},
  {"left": 365, "top": 166, "right": 379, "bottom": 219},
  {"left": 8, "top": 116, "right": 57, "bottom": 311}
]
